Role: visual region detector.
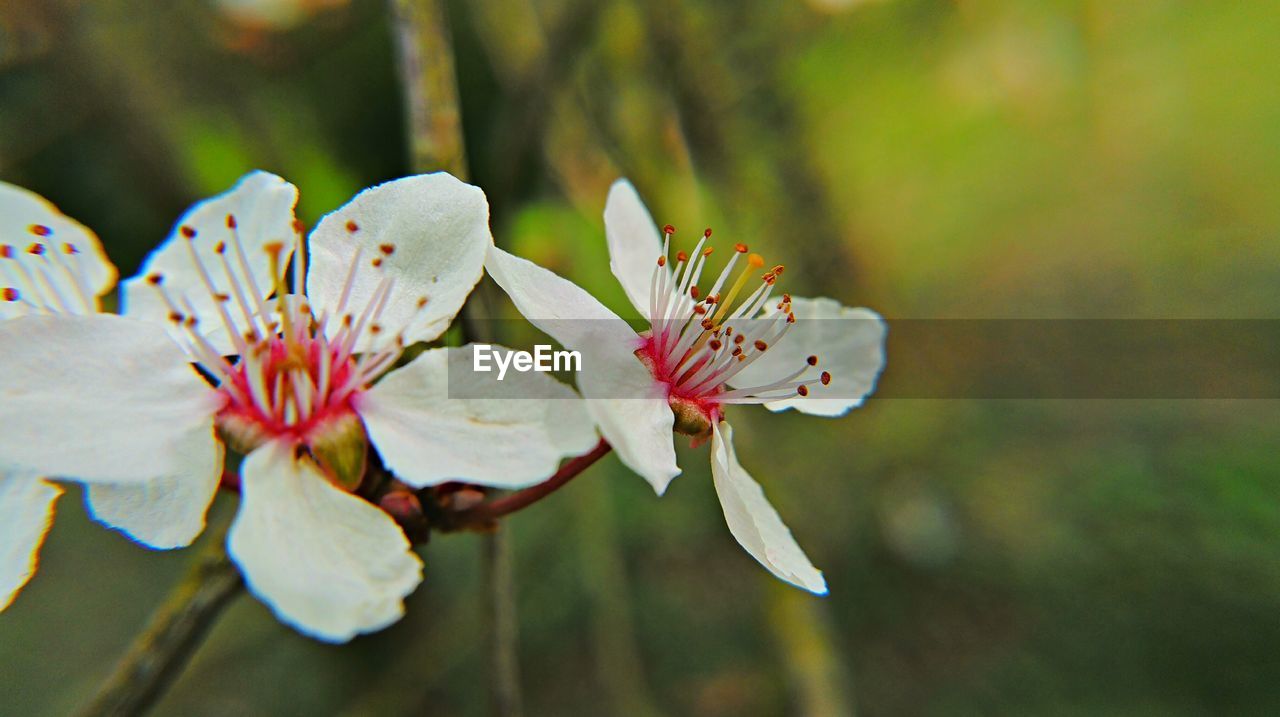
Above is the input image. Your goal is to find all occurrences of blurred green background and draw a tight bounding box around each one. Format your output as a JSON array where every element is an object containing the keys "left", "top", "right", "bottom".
[{"left": 3, "top": 0, "right": 1280, "bottom": 714}]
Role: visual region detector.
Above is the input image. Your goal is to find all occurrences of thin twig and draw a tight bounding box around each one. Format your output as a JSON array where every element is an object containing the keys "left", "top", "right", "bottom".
[
  {"left": 74, "top": 538, "right": 243, "bottom": 717},
  {"left": 388, "top": 0, "right": 468, "bottom": 179},
  {"left": 485, "top": 530, "right": 524, "bottom": 717},
  {"left": 455, "top": 440, "right": 613, "bottom": 525}
]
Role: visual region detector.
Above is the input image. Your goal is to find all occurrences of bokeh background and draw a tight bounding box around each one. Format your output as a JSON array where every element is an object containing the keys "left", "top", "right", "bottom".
[{"left": 3, "top": 0, "right": 1280, "bottom": 714}]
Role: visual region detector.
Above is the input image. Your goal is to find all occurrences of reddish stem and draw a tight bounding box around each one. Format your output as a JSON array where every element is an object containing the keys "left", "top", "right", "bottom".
[
  {"left": 218, "top": 468, "right": 240, "bottom": 493},
  {"left": 458, "top": 439, "right": 612, "bottom": 524}
]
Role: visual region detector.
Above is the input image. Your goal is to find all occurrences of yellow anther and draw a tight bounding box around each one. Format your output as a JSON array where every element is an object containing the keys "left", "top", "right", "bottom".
[{"left": 712, "top": 253, "right": 766, "bottom": 325}]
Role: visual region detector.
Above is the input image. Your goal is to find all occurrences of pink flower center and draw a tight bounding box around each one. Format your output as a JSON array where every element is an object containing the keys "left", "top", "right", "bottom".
[
  {"left": 216, "top": 331, "right": 362, "bottom": 445},
  {"left": 640, "top": 226, "right": 831, "bottom": 433},
  {"left": 144, "top": 215, "right": 422, "bottom": 451}
]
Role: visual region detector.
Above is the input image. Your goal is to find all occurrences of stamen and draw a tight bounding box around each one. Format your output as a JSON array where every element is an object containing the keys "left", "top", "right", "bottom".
[{"left": 711, "top": 253, "right": 764, "bottom": 325}]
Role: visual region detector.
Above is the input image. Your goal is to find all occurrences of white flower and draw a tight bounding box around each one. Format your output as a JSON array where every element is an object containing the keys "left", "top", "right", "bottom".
[
  {"left": 0, "top": 181, "right": 123, "bottom": 610},
  {"left": 0, "top": 171, "right": 597, "bottom": 640},
  {"left": 485, "top": 180, "right": 886, "bottom": 594}
]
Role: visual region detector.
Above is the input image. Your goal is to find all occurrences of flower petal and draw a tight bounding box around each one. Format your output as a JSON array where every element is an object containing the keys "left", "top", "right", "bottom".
[
  {"left": 228, "top": 441, "right": 423, "bottom": 643},
  {"left": 84, "top": 441, "right": 224, "bottom": 549},
  {"left": 0, "top": 181, "right": 117, "bottom": 318},
  {"left": 485, "top": 246, "right": 680, "bottom": 493},
  {"left": 121, "top": 171, "right": 299, "bottom": 354},
  {"left": 710, "top": 422, "right": 827, "bottom": 594},
  {"left": 307, "top": 173, "right": 491, "bottom": 348},
  {"left": 604, "top": 179, "right": 668, "bottom": 318},
  {"left": 357, "top": 344, "right": 598, "bottom": 489},
  {"left": 577, "top": 340, "right": 681, "bottom": 495},
  {"left": 729, "top": 297, "right": 886, "bottom": 417},
  {"left": 484, "top": 245, "right": 636, "bottom": 347},
  {"left": 0, "top": 314, "right": 221, "bottom": 484},
  {"left": 0, "top": 472, "right": 61, "bottom": 611}
]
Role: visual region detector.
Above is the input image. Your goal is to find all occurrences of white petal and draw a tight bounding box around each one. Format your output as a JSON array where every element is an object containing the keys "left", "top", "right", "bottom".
[
  {"left": 121, "top": 171, "right": 299, "bottom": 354},
  {"left": 485, "top": 246, "right": 680, "bottom": 493},
  {"left": 576, "top": 340, "right": 681, "bottom": 495},
  {"left": 84, "top": 441, "right": 224, "bottom": 549},
  {"left": 484, "top": 245, "right": 637, "bottom": 348},
  {"left": 0, "top": 314, "right": 222, "bottom": 484},
  {"left": 228, "top": 441, "right": 423, "bottom": 643},
  {"left": 729, "top": 297, "right": 886, "bottom": 416},
  {"left": 710, "top": 422, "right": 826, "bottom": 594},
  {"left": 604, "top": 179, "right": 668, "bottom": 318},
  {"left": 0, "top": 472, "right": 61, "bottom": 611},
  {"left": 0, "top": 181, "right": 117, "bottom": 318},
  {"left": 307, "top": 173, "right": 491, "bottom": 348},
  {"left": 357, "top": 344, "right": 599, "bottom": 489}
]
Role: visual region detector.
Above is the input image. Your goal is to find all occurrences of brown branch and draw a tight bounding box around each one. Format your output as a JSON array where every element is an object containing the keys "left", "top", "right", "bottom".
[
  {"left": 453, "top": 440, "right": 613, "bottom": 526},
  {"left": 74, "top": 538, "right": 243, "bottom": 717}
]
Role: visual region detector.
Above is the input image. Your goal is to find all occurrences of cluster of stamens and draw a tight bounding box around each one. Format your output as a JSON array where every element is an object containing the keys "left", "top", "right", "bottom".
[
  {"left": 146, "top": 218, "right": 426, "bottom": 447},
  {"left": 1, "top": 225, "right": 97, "bottom": 315},
  {"left": 639, "top": 225, "right": 831, "bottom": 433}
]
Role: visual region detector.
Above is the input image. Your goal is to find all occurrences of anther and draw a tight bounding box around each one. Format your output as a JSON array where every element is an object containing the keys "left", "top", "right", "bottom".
[
  {"left": 663, "top": 224, "right": 676, "bottom": 235},
  {"left": 708, "top": 338, "right": 722, "bottom": 351},
  {"left": 702, "top": 247, "right": 714, "bottom": 256},
  {"left": 180, "top": 226, "right": 197, "bottom": 239},
  {"left": 786, "top": 313, "right": 796, "bottom": 324},
  {"left": 29, "top": 225, "right": 52, "bottom": 237},
  {"left": 0, "top": 245, "right": 11, "bottom": 259},
  {"left": 693, "top": 305, "right": 707, "bottom": 315},
  {"left": 676, "top": 251, "right": 688, "bottom": 263},
  {"left": 772, "top": 265, "right": 785, "bottom": 275},
  {"left": 734, "top": 334, "right": 745, "bottom": 344},
  {"left": 690, "top": 286, "right": 700, "bottom": 299},
  {"left": 226, "top": 214, "right": 238, "bottom": 229},
  {"left": 379, "top": 243, "right": 396, "bottom": 255},
  {"left": 2, "top": 287, "right": 18, "bottom": 301},
  {"left": 704, "top": 228, "right": 713, "bottom": 238},
  {"left": 820, "top": 371, "right": 832, "bottom": 386},
  {"left": 754, "top": 339, "right": 769, "bottom": 351},
  {"left": 214, "top": 241, "right": 227, "bottom": 254},
  {"left": 345, "top": 220, "right": 359, "bottom": 233},
  {"left": 657, "top": 256, "right": 667, "bottom": 267},
  {"left": 292, "top": 219, "right": 306, "bottom": 234},
  {"left": 146, "top": 273, "right": 164, "bottom": 285},
  {"left": 734, "top": 243, "right": 748, "bottom": 253},
  {"left": 416, "top": 297, "right": 430, "bottom": 309},
  {"left": 168, "top": 311, "right": 184, "bottom": 323},
  {"left": 27, "top": 243, "right": 45, "bottom": 255},
  {"left": 797, "top": 385, "right": 810, "bottom": 397},
  {"left": 372, "top": 257, "right": 384, "bottom": 268},
  {"left": 63, "top": 243, "right": 79, "bottom": 254},
  {"left": 807, "top": 355, "right": 818, "bottom": 366}
]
